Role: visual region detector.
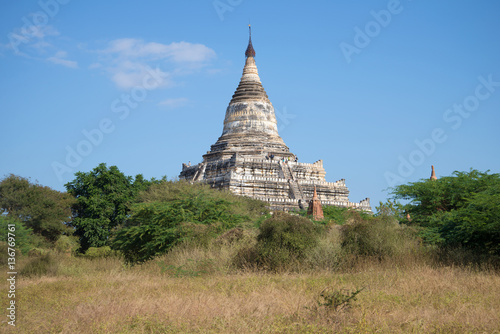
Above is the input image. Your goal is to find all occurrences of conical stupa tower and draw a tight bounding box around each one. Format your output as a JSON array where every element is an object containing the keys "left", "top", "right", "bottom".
[
  {"left": 207, "top": 25, "right": 292, "bottom": 161},
  {"left": 180, "top": 27, "right": 371, "bottom": 212}
]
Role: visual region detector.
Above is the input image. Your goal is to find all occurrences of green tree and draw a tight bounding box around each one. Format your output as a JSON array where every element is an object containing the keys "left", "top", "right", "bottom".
[
  {"left": 392, "top": 169, "right": 500, "bottom": 255},
  {"left": 0, "top": 174, "right": 74, "bottom": 242},
  {"left": 0, "top": 216, "right": 38, "bottom": 255},
  {"left": 65, "top": 163, "right": 155, "bottom": 251}
]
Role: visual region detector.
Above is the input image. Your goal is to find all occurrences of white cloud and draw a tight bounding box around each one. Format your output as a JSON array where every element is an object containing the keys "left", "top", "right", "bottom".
[
  {"left": 106, "top": 61, "right": 171, "bottom": 90},
  {"left": 158, "top": 97, "right": 189, "bottom": 109},
  {"left": 103, "top": 38, "right": 216, "bottom": 63},
  {"left": 47, "top": 50, "right": 78, "bottom": 68},
  {"left": 94, "top": 38, "right": 216, "bottom": 90},
  {"left": 6, "top": 25, "right": 60, "bottom": 55},
  {"left": 47, "top": 56, "right": 78, "bottom": 68}
]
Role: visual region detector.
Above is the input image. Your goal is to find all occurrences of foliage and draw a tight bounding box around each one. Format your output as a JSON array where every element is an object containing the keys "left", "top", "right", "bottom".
[
  {"left": 21, "top": 253, "right": 58, "bottom": 277},
  {"left": 304, "top": 225, "right": 343, "bottom": 270},
  {"left": 65, "top": 163, "right": 158, "bottom": 251},
  {"left": 28, "top": 247, "right": 49, "bottom": 257},
  {"left": 255, "top": 212, "right": 321, "bottom": 270},
  {"left": 321, "top": 205, "right": 349, "bottom": 224},
  {"left": 315, "top": 287, "right": 365, "bottom": 312},
  {"left": 83, "top": 246, "right": 119, "bottom": 258},
  {"left": 0, "top": 215, "right": 40, "bottom": 255},
  {"left": 375, "top": 199, "right": 405, "bottom": 219},
  {"left": 137, "top": 180, "right": 268, "bottom": 221},
  {"left": 340, "top": 210, "right": 416, "bottom": 258},
  {"left": 0, "top": 174, "right": 74, "bottom": 242},
  {"left": 392, "top": 169, "right": 500, "bottom": 256},
  {"left": 113, "top": 187, "right": 256, "bottom": 263},
  {"left": 54, "top": 235, "right": 80, "bottom": 255}
]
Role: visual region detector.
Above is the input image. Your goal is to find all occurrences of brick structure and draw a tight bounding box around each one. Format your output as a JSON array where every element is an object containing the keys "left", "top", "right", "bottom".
[
  {"left": 307, "top": 186, "right": 324, "bottom": 220},
  {"left": 430, "top": 165, "right": 438, "bottom": 180},
  {"left": 180, "top": 26, "right": 371, "bottom": 212}
]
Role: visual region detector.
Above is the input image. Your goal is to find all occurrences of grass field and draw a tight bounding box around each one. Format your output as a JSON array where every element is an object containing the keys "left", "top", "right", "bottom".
[{"left": 2, "top": 254, "right": 500, "bottom": 334}]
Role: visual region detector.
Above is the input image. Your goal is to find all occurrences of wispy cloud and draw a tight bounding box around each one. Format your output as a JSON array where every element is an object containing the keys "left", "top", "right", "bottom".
[
  {"left": 3, "top": 25, "right": 78, "bottom": 69},
  {"left": 5, "top": 24, "right": 60, "bottom": 56},
  {"left": 158, "top": 97, "right": 189, "bottom": 109},
  {"left": 93, "top": 38, "right": 216, "bottom": 90},
  {"left": 103, "top": 39, "right": 215, "bottom": 63},
  {"left": 47, "top": 50, "right": 78, "bottom": 68}
]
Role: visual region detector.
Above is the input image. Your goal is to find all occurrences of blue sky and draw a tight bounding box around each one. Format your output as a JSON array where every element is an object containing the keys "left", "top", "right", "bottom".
[{"left": 1, "top": 0, "right": 499, "bottom": 210}]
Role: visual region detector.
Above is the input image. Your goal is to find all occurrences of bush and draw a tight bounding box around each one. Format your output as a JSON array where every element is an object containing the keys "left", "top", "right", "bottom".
[
  {"left": 340, "top": 210, "right": 420, "bottom": 260},
  {"left": 83, "top": 246, "right": 118, "bottom": 258},
  {"left": 255, "top": 212, "right": 321, "bottom": 270},
  {"left": 113, "top": 191, "right": 256, "bottom": 263},
  {"left": 27, "top": 248, "right": 49, "bottom": 257},
  {"left": 21, "top": 253, "right": 58, "bottom": 277},
  {"left": 320, "top": 206, "right": 349, "bottom": 224},
  {"left": 54, "top": 235, "right": 79, "bottom": 255},
  {"left": 304, "top": 225, "right": 343, "bottom": 270}
]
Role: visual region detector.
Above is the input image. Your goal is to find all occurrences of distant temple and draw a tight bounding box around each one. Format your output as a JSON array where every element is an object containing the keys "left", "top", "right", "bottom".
[{"left": 180, "top": 26, "right": 371, "bottom": 212}]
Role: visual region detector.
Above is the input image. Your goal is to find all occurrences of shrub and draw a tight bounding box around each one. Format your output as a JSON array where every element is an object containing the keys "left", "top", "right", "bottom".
[
  {"left": 21, "top": 253, "right": 58, "bottom": 277},
  {"left": 113, "top": 192, "right": 255, "bottom": 263},
  {"left": 304, "top": 225, "right": 343, "bottom": 270},
  {"left": 315, "top": 287, "right": 365, "bottom": 312},
  {"left": 216, "top": 227, "right": 245, "bottom": 245},
  {"left": 320, "top": 206, "right": 349, "bottom": 224},
  {"left": 340, "top": 210, "right": 421, "bottom": 260},
  {"left": 27, "top": 248, "right": 48, "bottom": 257},
  {"left": 54, "top": 235, "right": 79, "bottom": 255},
  {"left": 83, "top": 246, "right": 118, "bottom": 258},
  {"left": 255, "top": 212, "right": 321, "bottom": 270}
]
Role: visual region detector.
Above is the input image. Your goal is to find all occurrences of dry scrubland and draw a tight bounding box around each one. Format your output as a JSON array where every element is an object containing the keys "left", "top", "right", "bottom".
[{"left": 2, "top": 249, "right": 500, "bottom": 334}]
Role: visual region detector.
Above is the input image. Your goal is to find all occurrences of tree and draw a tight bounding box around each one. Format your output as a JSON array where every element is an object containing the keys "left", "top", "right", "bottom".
[
  {"left": 0, "top": 174, "right": 74, "bottom": 242},
  {"left": 0, "top": 216, "right": 37, "bottom": 255},
  {"left": 391, "top": 169, "right": 500, "bottom": 255},
  {"left": 65, "top": 163, "right": 155, "bottom": 251}
]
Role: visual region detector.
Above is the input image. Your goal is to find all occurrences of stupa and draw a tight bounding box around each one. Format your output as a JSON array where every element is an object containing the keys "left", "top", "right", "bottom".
[{"left": 180, "top": 26, "right": 371, "bottom": 212}]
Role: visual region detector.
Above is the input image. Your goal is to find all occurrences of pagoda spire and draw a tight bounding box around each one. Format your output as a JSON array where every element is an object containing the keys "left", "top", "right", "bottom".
[
  {"left": 206, "top": 25, "right": 290, "bottom": 159},
  {"left": 307, "top": 186, "right": 324, "bottom": 221},
  {"left": 430, "top": 165, "right": 437, "bottom": 180},
  {"left": 245, "top": 24, "right": 256, "bottom": 58}
]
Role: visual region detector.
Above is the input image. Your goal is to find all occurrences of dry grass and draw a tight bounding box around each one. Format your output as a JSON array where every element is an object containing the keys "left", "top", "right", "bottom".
[{"left": 2, "top": 255, "right": 500, "bottom": 333}]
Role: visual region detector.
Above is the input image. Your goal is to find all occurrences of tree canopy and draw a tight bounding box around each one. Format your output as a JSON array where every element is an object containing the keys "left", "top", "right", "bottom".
[
  {"left": 391, "top": 169, "right": 500, "bottom": 255},
  {"left": 0, "top": 174, "right": 74, "bottom": 242},
  {"left": 65, "top": 163, "right": 156, "bottom": 251}
]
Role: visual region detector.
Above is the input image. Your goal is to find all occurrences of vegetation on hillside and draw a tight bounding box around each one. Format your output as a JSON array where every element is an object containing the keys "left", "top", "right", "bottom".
[
  {"left": 1, "top": 164, "right": 498, "bottom": 268},
  {"left": 2, "top": 165, "right": 500, "bottom": 332}
]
